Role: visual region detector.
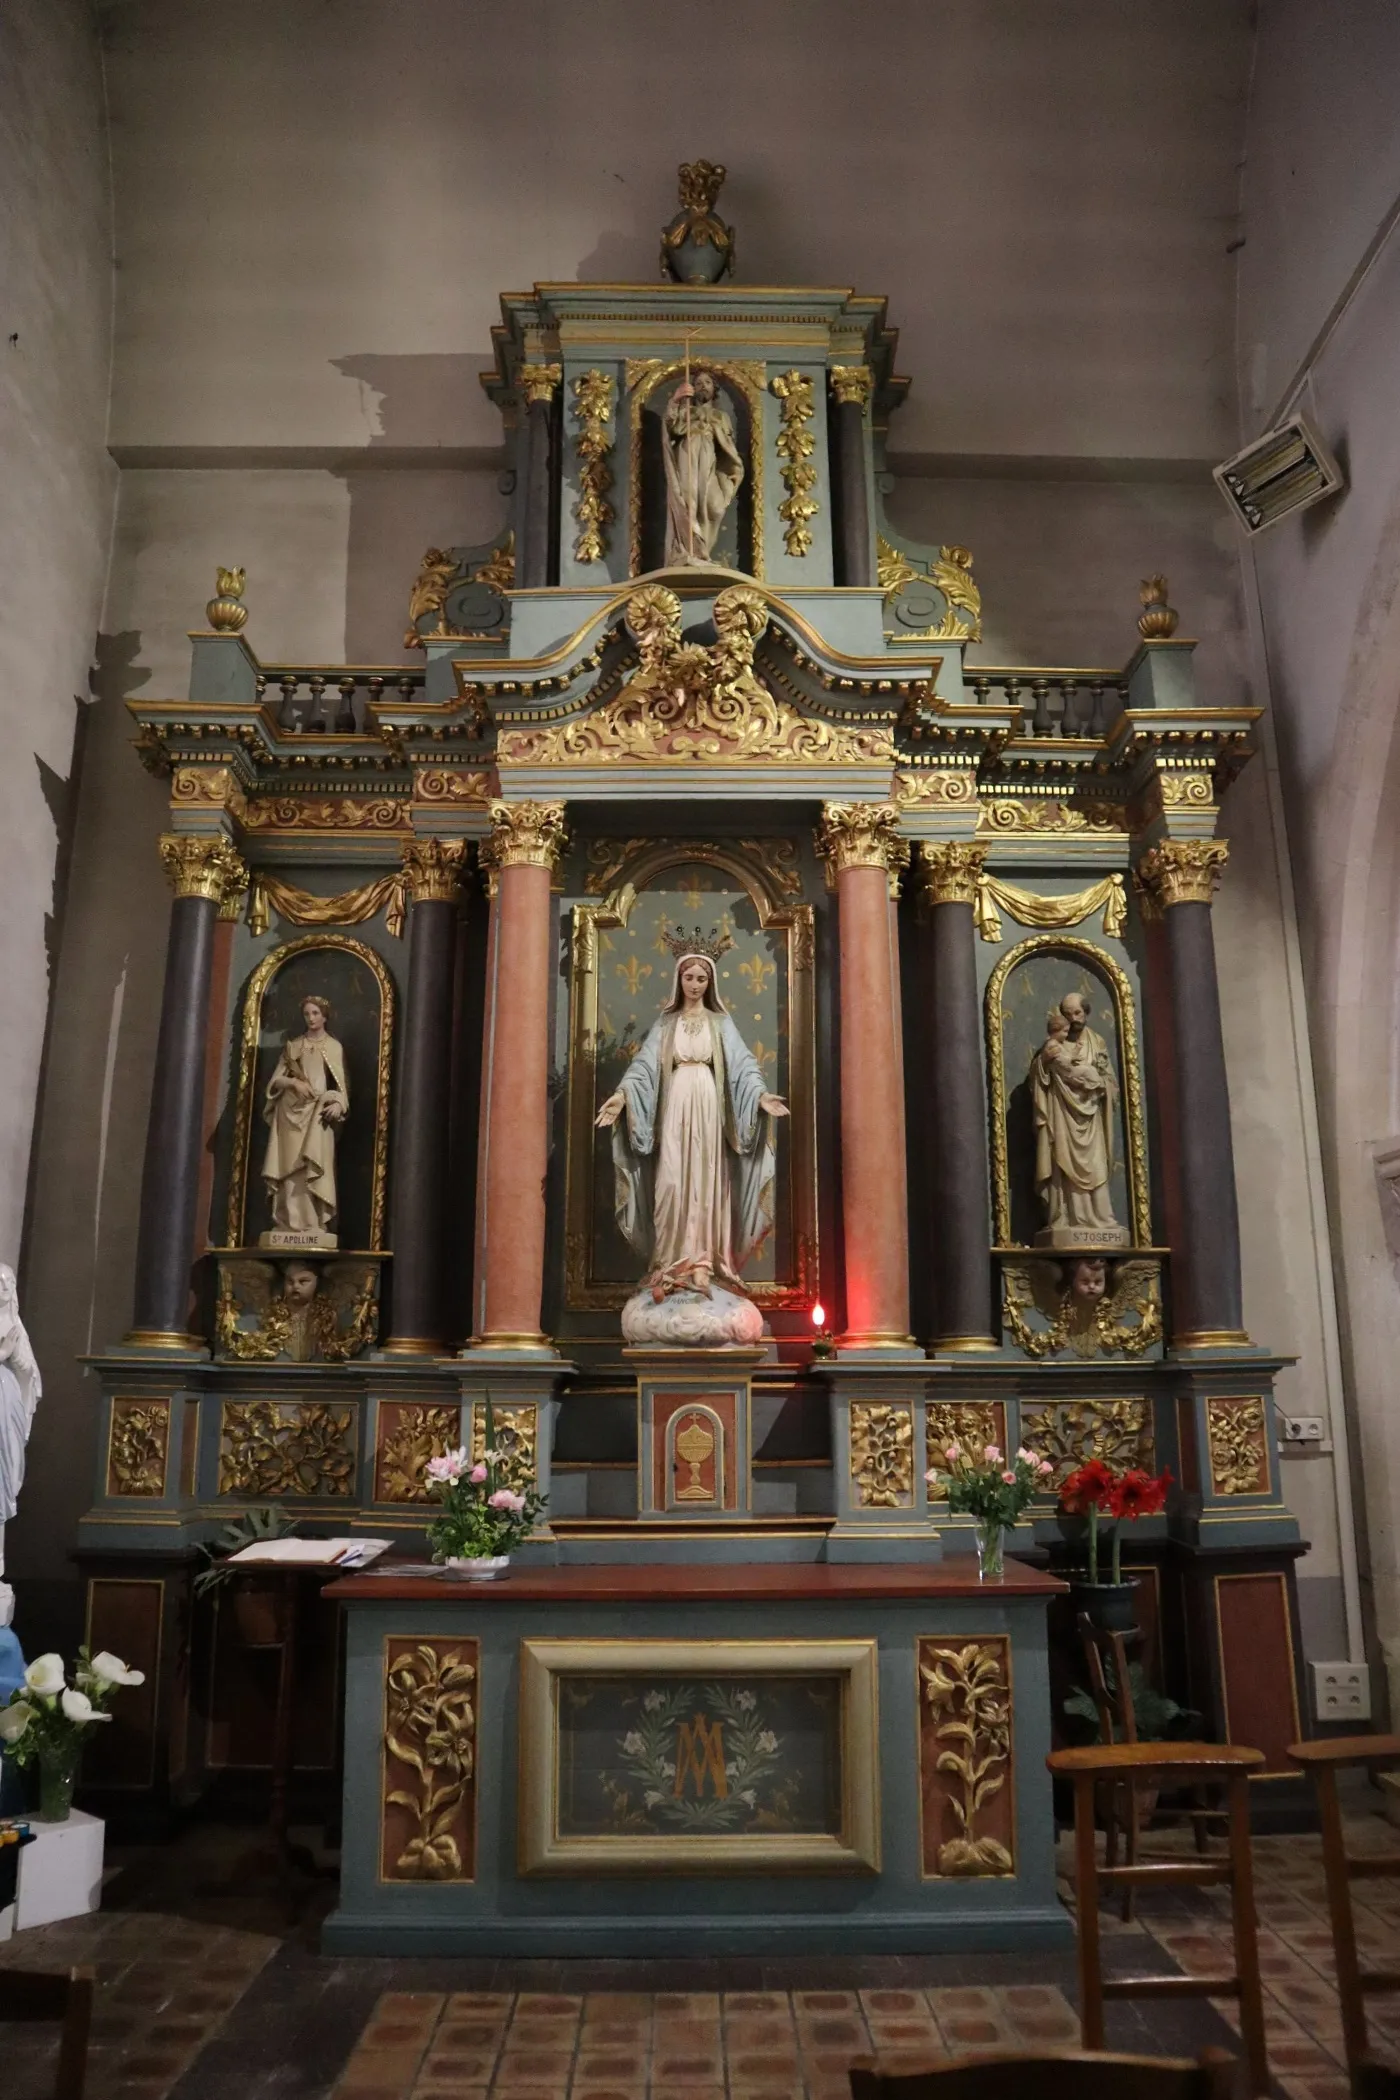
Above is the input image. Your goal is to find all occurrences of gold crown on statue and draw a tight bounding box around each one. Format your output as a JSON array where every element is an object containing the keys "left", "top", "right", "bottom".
[{"left": 663, "top": 924, "right": 735, "bottom": 965}]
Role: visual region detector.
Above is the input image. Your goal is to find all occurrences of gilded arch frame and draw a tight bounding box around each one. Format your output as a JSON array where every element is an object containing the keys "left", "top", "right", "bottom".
[{"left": 626, "top": 357, "right": 767, "bottom": 580}]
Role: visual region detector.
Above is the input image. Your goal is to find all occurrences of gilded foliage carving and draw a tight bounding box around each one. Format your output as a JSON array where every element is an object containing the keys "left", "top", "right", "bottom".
[
  {"left": 770, "top": 369, "right": 818, "bottom": 556},
  {"left": 571, "top": 369, "right": 615, "bottom": 563},
  {"left": 218, "top": 1400, "right": 356, "bottom": 1497},
  {"left": 919, "top": 1639, "right": 1014, "bottom": 1877},
  {"left": 849, "top": 1402, "right": 914, "bottom": 1508},
  {"left": 215, "top": 1260, "right": 379, "bottom": 1363},
  {"left": 469, "top": 1403, "right": 539, "bottom": 1500},
  {"left": 1020, "top": 1397, "right": 1154, "bottom": 1487},
  {"left": 376, "top": 1405, "right": 462, "bottom": 1503},
  {"left": 107, "top": 1400, "right": 170, "bottom": 1498},
  {"left": 241, "top": 796, "right": 410, "bottom": 833},
  {"left": 1205, "top": 1397, "right": 1270, "bottom": 1497},
  {"left": 382, "top": 1640, "right": 478, "bottom": 1881},
  {"left": 926, "top": 1404, "right": 1004, "bottom": 1481}
]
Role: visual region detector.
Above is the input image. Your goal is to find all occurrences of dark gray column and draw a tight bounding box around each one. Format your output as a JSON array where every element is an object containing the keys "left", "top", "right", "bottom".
[
  {"left": 385, "top": 841, "right": 469, "bottom": 1354},
  {"left": 919, "top": 844, "right": 997, "bottom": 1349},
  {"left": 1140, "top": 841, "right": 1245, "bottom": 1345},
  {"left": 830, "top": 366, "right": 873, "bottom": 588},
  {"left": 129, "top": 835, "right": 246, "bottom": 1346},
  {"left": 515, "top": 364, "right": 560, "bottom": 589}
]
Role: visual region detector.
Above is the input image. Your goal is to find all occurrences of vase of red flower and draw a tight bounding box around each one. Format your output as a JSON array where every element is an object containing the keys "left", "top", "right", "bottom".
[{"left": 1058, "top": 1458, "right": 1172, "bottom": 1632}]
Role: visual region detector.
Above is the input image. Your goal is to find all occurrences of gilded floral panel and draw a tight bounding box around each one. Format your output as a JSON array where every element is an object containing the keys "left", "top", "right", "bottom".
[
  {"left": 381, "top": 1637, "right": 478, "bottom": 1882},
  {"left": 918, "top": 1636, "right": 1015, "bottom": 1879}
]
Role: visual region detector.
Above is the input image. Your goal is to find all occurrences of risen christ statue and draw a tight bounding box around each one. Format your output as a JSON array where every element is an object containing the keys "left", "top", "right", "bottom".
[{"left": 662, "top": 370, "right": 744, "bottom": 566}]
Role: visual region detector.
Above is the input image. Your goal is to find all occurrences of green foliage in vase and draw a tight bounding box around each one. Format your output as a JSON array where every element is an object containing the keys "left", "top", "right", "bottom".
[{"left": 193, "top": 1505, "right": 301, "bottom": 1597}]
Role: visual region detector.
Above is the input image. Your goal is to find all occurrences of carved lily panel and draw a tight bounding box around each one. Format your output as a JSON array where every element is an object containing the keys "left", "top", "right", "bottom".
[
  {"left": 918, "top": 1636, "right": 1015, "bottom": 1879},
  {"left": 381, "top": 1637, "right": 479, "bottom": 1882}
]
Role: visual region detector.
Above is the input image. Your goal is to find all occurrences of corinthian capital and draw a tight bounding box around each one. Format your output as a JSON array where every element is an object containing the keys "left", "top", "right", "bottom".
[
  {"left": 815, "top": 802, "right": 910, "bottom": 883},
  {"left": 828, "top": 364, "right": 873, "bottom": 408},
  {"left": 400, "top": 837, "right": 471, "bottom": 904},
  {"left": 918, "top": 840, "right": 988, "bottom": 906},
  {"left": 484, "top": 799, "right": 568, "bottom": 873},
  {"left": 517, "top": 361, "right": 562, "bottom": 408},
  {"left": 158, "top": 832, "right": 248, "bottom": 905},
  {"left": 1136, "top": 838, "right": 1229, "bottom": 911}
]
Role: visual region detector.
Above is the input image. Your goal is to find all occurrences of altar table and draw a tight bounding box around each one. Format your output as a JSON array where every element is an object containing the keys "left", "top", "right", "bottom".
[{"left": 323, "top": 1558, "right": 1069, "bottom": 1956}]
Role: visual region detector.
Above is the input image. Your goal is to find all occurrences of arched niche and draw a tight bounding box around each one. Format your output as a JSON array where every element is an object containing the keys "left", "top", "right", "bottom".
[
  {"left": 629, "top": 358, "right": 764, "bottom": 578},
  {"left": 225, "top": 932, "right": 395, "bottom": 1251},
  {"left": 984, "top": 934, "right": 1150, "bottom": 1249}
]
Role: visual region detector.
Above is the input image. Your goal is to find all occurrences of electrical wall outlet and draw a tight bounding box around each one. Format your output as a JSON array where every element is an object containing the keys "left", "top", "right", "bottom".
[
  {"left": 1281, "top": 1416, "right": 1325, "bottom": 1443},
  {"left": 1312, "top": 1661, "right": 1371, "bottom": 1722}
]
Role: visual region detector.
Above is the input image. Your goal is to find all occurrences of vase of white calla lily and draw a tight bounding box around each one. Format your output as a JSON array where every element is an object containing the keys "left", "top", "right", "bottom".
[{"left": 1, "top": 1644, "right": 144, "bottom": 1821}]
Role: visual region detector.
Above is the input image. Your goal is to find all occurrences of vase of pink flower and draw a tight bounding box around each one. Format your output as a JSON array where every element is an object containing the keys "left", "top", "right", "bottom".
[
  {"left": 424, "top": 1402, "right": 545, "bottom": 1577},
  {"left": 926, "top": 1439, "right": 1055, "bottom": 1581}
]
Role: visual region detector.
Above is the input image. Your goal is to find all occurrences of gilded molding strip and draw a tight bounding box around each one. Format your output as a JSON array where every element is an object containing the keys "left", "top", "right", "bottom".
[
  {"left": 976, "top": 798, "right": 1131, "bottom": 836},
  {"left": 849, "top": 1402, "right": 914, "bottom": 1508},
  {"left": 1021, "top": 1396, "right": 1154, "bottom": 1488},
  {"left": 571, "top": 369, "right": 615, "bottom": 564},
  {"left": 1205, "top": 1396, "right": 1271, "bottom": 1496},
  {"left": 382, "top": 1637, "right": 478, "bottom": 1881},
  {"left": 217, "top": 1399, "right": 356, "bottom": 1497},
  {"left": 974, "top": 873, "right": 1127, "bottom": 945},
  {"left": 984, "top": 933, "right": 1152, "bottom": 1248},
  {"left": 226, "top": 931, "right": 394, "bottom": 1251},
  {"left": 107, "top": 1399, "right": 171, "bottom": 1498},
  {"left": 770, "top": 369, "right": 818, "bottom": 557},
  {"left": 919, "top": 1637, "right": 1014, "bottom": 1877}
]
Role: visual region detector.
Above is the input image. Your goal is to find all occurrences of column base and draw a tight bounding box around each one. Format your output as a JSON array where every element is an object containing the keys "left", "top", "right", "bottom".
[
  {"left": 121, "top": 1328, "right": 207, "bottom": 1354},
  {"left": 463, "top": 1334, "right": 559, "bottom": 1360},
  {"left": 1173, "top": 1329, "right": 1252, "bottom": 1351},
  {"left": 378, "top": 1336, "right": 447, "bottom": 1359},
  {"left": 929, "top": 1333, "right": 1000, "bottom": 1354},
  {"left": 837, "top": 1332, "right": 924, "bottom": 1360}
]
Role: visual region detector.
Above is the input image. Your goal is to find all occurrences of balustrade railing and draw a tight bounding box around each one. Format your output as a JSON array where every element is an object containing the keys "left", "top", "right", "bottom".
[
  {"left": 254, "top": 666, "right": 426, "bottom": 735},
  {"left": 965, "top": 669, "right": 1128, "bottom": 740}
]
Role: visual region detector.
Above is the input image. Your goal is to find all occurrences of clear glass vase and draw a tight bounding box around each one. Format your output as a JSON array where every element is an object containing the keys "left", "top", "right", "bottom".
[
  {"left": 975, "top": 1520, "right": 1006, "bottom": 1582},
  {"left": 37, "top": 1746, "right": 79, "bottom": 1823}
]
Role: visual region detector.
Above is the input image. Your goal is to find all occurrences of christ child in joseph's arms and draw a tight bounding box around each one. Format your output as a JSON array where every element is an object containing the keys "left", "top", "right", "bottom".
[{"left": 1039, "top": 1006, "right": 1097, "bottom": 1094}]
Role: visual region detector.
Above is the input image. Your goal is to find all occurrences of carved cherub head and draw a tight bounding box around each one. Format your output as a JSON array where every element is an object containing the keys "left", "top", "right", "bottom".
[
  {"left": 1067, "top": 1257, "right": 1108, "bottom": 1306},
  {"left": 282, "top": 1261, "right": 320, "bottom": 1307}
]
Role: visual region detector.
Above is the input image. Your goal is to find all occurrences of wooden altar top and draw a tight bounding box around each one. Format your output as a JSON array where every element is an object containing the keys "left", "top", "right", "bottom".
[{"left": 325, "top": 1557, "right": 1065, "bottom": 1605}]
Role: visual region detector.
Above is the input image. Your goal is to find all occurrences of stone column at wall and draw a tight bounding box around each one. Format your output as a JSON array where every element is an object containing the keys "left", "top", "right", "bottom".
[
  {"left": 515, "top": 363, "right": 561, "bottom": 590},
  {"left": 1137, "top": 839, "right": 1246, "bottom": 1345},
  {"left": 816, "top": 802, "right": 916, "bottom": 1350},
  {"left": 384, "top": 838, "right": 471, "bottom": 1355},
  {"left": 472, "top": 800, "right": 567, "bottom": 1351},
  {"left": 128, "top": 834, "right": 248, "bottom": 1346},
  {"left": 916, "top": 841, "right": 998, "bottom": 1349},
  {"left": 829, "top": 366, "right": 874, "bottom": 588}
]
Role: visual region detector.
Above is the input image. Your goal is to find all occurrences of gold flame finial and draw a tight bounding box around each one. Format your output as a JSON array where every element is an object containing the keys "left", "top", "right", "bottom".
[
  {"left": 207, "top": 567, "right": 248, "bottom": 634},
  {"left": 1138, "top": 575, "right": 1179, "bottom": 639}
]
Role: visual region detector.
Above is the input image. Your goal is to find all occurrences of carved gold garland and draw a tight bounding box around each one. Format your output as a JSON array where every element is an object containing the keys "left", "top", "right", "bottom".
[
  {"left": 571, "top": 369, "right": 615, "bottom": 564},
  {"left": 770, "top": 369, "right": 818, "bottom": 557},
  {"left": 974, "top": 872, "right": 1128, "bottom": 945},
  {"left": 246, "top": 871, "right": 407, "bottom": 939},
  {"left": 984, "top": 933, "right": 1151, "bottom": 1247},
  {"left": 849, "top": 1402, "right": 914, "bottom": 1507},
  {"left": 226, "top": 932, "right": 394, "bottom": 1250},
  {"left": 1205, "top": 1396, "right": 1270, "bottom": 1496},
  {"left": 382, "top": 1639, "right": 477, "bottom": 1880},
  {"left": 217, "top": 1400, "right": 357, "bottom": 1497},
  {"left": 106, "top": 1399, "right": 170, "bottom": 1497},
  {"left": 1020, "top": 1396, "right": 1154, "bottom": 1487},
  {"left": 376, "top": 1405, "right": 462, "bottom": 1503},
  {"left": 626, "top": 357, "right": 767, "bottom": 577},
  {"left": 919, "top": 1639, "right": 1014, "bottom": 1877}
]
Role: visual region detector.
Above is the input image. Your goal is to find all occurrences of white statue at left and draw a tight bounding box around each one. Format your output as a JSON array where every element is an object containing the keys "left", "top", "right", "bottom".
[{"left": 0, "top": 1264, "right": 42, "bottom": 1628}]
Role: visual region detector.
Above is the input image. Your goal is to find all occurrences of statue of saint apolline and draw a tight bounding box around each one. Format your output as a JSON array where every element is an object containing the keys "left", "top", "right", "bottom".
[
  {"left": 597, "top": 937, "right": 787, "bottom": 1342},
  {"left": 662, "top": 370, "right": 744, "bottom": 566},
  {"left": 262, "top": 993, "right": 348, "bottom": 1246},
  {"left": 1031, "top": 990, "right": 1128, "bottom": 1246}
]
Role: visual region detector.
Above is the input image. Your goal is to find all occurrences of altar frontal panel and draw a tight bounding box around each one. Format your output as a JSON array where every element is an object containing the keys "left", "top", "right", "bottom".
[{"left": 518, "top": 1638, "right": 879, "bottom": 1875}]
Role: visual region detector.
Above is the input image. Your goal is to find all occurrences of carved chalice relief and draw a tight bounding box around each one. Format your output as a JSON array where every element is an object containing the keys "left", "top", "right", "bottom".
[
  {"left": 674, "top": 1414, "right": 717, "bottom": 1500},
  {"left": 596, "top": 935, "right": 788, "bottom": 1347}
]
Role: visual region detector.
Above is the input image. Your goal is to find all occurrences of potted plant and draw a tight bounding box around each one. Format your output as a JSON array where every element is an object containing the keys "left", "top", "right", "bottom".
[
  {"left": 1064, "top": 1660, "right": 1199, "bottom": 1746},
  {"left": 425, "top": 1405, "right": 545, "bottom": 1578},
  {"left": 194, "top": 1507, "right": 301, "bottom": 1644},
  {"left": 1058, "top": 1458, "right": 1172, "bottom": 1630},
  {"left": 0, "top": 1647, "right": 145, "bottom": 1822},
  {"left": 926, "top": 1439, "right": 1055, "bottom": 1580}
]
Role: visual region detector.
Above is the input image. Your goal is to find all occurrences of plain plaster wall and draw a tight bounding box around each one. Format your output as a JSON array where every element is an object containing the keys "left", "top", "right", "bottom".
[
  {"left": 1236, "top": 0, "right": 1400, "bottom": 1695},
  {"left": 0, "top": 0, "right": 115, "bottom": 1270}
]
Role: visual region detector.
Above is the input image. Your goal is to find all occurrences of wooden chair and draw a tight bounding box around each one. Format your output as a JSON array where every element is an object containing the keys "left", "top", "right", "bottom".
[
  {"left": 0, "top": 1965, "right": 95, "bottom": 2100},
  {"left": 848, "top": 2046, "right": 1237, "bottom": 2100},
  {"left": 1047, "top": 1741, "right": 1269, "bottom": 2096},
  {"left": 1287, "top": 1732, "right": 1400, "bottom": 2073}
]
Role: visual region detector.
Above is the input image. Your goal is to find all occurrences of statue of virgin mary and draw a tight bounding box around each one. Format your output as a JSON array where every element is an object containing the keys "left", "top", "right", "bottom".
[
  {"left": 596, "top": 938, "right": 788, "bottom": 1344},
  {"left": 0, "top": 1265, "right": 41, "bottom": 1627}
]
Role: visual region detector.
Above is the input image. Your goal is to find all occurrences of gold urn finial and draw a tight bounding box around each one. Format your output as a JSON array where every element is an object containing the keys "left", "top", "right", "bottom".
[
  {"left": 661, "top": 161, "right": 735, "bottom": 284},
  {"left": 1137, "top": 574, "right": 1179, "bottom": 639},
  {"left": 677, "top": 160, "right": 726, "bottom": 214},
  {"left": 206, "top": 566, "right": 248, "bottom": 634}
]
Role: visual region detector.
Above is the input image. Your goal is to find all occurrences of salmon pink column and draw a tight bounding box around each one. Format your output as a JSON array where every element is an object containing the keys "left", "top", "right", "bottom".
[
  {"left": 473, "top": 799, "right": 567, "bottom": 1350},
  {"left": 817, "top": 802, "right": 916, "bottom": 1351}
]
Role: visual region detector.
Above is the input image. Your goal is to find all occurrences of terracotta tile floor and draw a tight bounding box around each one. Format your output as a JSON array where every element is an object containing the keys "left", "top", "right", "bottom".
[{"left": 4, "top": 1811, "right": 1400, "bottom": 2098}]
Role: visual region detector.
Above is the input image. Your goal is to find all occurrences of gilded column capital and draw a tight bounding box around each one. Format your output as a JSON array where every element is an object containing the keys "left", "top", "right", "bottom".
[
  {"left": 158, "top": 832, "right": 248, "bottom": 906},
  {"left": 517, "top": 361, "right": 562, "bottom": 408},
  {"left": 1136, "top": 838, "right": 1229, "bottom": 911},
  {"left": 815, "top": 801, "right": 910, "bottom": 884},
  {"left": 917, "top": 840, "right": 988, "bottom": 906},
  {"left": 829, "top": 364, "right": 873, "bottom": 408},
  {"left": 400, "top": 836, "right": 471, "bottom": 904},
  {"left": 484, "top": 799, "right": 568, "bottom": 873}
]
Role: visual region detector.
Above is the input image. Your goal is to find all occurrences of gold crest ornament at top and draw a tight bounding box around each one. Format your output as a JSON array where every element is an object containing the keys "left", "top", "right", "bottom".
[
  {"left": 771, "top": 370, "right": 819, "bottom": 557},
  {"left": 572, "top": 369, "right": 615, "bottom": 564},
  {"left": 877, "top": 538, "right": 983, "bottom": 643},
  {"left": 660, "top": 160, "right": 735, "bottom": 283},
  {"left": 206, "top": 566, "right": 247, "bottom": 633},
  {"left": 497, "top": 585, "right": 894, "bottom": 769}
]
